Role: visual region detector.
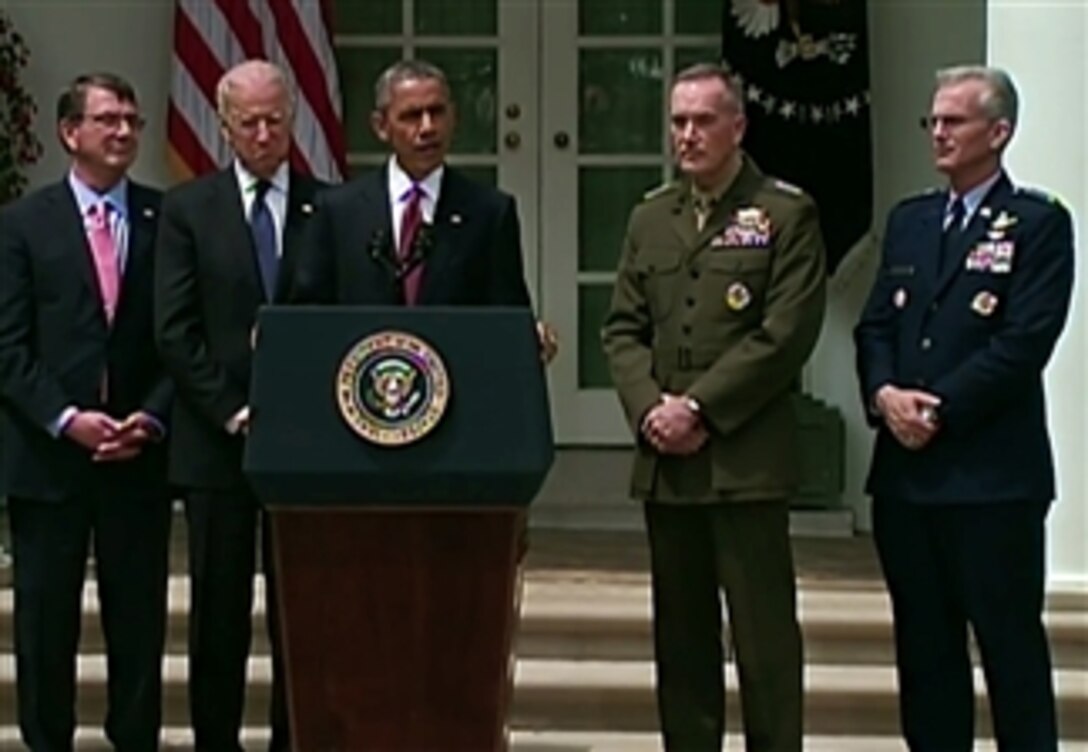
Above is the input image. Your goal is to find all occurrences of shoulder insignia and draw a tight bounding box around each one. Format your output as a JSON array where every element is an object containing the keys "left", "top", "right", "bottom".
[
  {"left": 772, "top": 179, "right": 803, "bottom": 196},
  {"left": 642, "top": 182, "right": 678, "bottom": 201},
  {"left": 1014, "top": 185, "right": 1063, "bottom": 207}
]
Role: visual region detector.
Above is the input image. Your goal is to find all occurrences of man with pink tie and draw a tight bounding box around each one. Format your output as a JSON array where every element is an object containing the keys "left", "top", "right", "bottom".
[{"left": 0, "top": 72, "right": 172, "bottom": 751}]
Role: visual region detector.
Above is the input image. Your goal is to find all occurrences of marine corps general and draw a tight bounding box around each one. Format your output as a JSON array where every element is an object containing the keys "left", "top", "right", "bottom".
[{"left": 601, "top": 62, "right": 827, "bottom": 752}]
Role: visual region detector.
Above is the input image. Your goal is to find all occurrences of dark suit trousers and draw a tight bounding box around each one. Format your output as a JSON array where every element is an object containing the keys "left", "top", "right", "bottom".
[
  {"left": 643, "top": 500, "right": 802, "bottom": 752},
  {"left": 8, "top": 489, "right": 171, "bottom": 752},
  {"left": 185, "top": 488, "right": 288, "bottom": 752},
  {"left": 873, "top": 497, "right": 1057, "bottom": 752}
]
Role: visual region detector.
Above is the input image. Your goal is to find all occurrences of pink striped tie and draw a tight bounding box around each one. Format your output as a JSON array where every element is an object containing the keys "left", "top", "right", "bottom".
[{"left": 88, "top": 202, "right": 120, "bottom": 323}]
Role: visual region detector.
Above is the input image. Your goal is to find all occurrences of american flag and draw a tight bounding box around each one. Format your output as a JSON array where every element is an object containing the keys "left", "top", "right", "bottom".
[{"left": 167, "top": 0, "right": 347, "bottom": 182}]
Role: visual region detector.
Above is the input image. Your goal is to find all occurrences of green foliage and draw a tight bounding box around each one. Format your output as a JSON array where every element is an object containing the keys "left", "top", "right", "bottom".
[{"left": 0, "top": 10, "right": 42, "bottom": 204}]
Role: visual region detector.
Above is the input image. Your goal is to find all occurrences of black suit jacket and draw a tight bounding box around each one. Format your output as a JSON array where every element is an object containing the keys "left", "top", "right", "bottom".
[
  {"left": 855, "top": 173, "right": 1074, "bottom": 504},
  {"left": 0, "top": 179, "right": 170, "bottom": 501},
  {"left": 290, "top": 165, "right": 531, "bottom": 306},
  {"left": 155, "top": 168, "right": 325, "bottom": 490}
]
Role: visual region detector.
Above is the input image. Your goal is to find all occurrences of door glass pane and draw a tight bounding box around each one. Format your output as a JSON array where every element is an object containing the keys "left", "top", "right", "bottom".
[
  {"left": 580, "top": 0, "right": 661, "bottom": 35},
  {"left": 579, "top": 166, "right": 661, "bottom": 273},
  {"left": 675, "top": 0, "right": 722, "bottom": 35},
  {"left": 579, "top": 49, "right": 663, "bottom": 155},
  {"left": 418, "top": 47, "right": 498, "bottom": 155},
  {"left": 675, "top": 46, "right": 721, "bottom": 74},
  {"left": 334, "top": 0, "right": 402, "bottom": 35},
  {"left": 579, "top": 285, "right": 616, "bottom": 389},
  {"left": 416, "top": 0, "right": 497, "bottom": 36},
  {"left": 337, "top": 46, "right": 402, "bottom": 154}
]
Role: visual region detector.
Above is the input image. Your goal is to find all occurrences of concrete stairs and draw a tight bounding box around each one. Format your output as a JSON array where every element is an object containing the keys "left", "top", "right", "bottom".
[{"left": 0, "top": 546, "right": 1086, "bottom": 750}]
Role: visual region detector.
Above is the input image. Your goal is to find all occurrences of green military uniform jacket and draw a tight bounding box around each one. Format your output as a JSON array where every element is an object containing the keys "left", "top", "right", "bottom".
[{"left": 601, "top": 155, "right": 827, "bottom": 503}]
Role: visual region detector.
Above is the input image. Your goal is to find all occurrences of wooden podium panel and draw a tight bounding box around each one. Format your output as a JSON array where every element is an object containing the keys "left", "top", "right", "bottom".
[{"left": 270, "top": 508, "right": 525, "bottom": 751}]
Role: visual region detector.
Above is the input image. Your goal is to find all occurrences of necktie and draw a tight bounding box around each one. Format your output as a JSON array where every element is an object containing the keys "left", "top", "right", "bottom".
[
  {"left": 693, "top": 193, "right": 712, "bottom": 232},
  {"left": 399, "top": 184, "right": 425, "bottom": 305},
  {"left": 939, "top": 196, "right": 966, "bottom": 278},
  {"left": 250, "top": 179, "right": 278, "bottom": 300},
  {"left": 87, "top": 202, "right": 121, "bottom": 323}
]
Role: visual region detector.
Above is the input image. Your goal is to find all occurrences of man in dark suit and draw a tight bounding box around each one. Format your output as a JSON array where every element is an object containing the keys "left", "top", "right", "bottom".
[
  {"left": 290, "top": 59, "right": 533, "bottom": 310},
  {"left": 154, "top": 60, "right": 324, "bottom": 752},
  {"left": 855, "top": 65, "right": 1073, "bottom": 752},
  {"left": 602, "top": 64, "right": 826, "bottom": 752},
  {"left": 0, "top": 72, "right": 171, "bottom": 751}
]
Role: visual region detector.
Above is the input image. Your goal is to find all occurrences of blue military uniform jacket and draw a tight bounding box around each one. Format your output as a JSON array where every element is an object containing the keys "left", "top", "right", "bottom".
[{"left": 855, "top": 172, "right": 1074, "bottom": 504}]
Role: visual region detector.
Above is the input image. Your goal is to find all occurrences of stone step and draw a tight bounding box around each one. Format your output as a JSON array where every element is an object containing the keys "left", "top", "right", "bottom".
[
  {"left": 11, "top": 727, "right": 1083, "bottom": 752},
  {"left": 0, "top": 655, "right": 1085, "bottom": 740},
  {"left": 2, "top": 578, "right": 1085, "bottom": 669}
]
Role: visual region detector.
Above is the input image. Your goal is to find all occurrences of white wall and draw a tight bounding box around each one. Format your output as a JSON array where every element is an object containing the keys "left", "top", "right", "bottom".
[
  {"left": 988, "top": 0, "right": 1088, "bottom": 588},
  {"left": 2, "top": 0, "right": 175, "bottom": 190},
  {"left": 808, "top": 0, "right": 987, "bottom": 529}
]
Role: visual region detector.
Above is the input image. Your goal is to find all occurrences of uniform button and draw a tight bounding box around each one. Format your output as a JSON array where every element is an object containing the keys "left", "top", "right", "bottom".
[
  {"left": 686, "top": 297, "right": 696, "bottom": 307},
  {"left": 921, "top": 337, "right": 933, "bottom": 350},
  {"left": 690, "top": 269, "right": 700, "bottom": 280},
  {"left": 930, "top": 301, "right": 940, "bottom": 312},
  {"left": 681, "top": 325, "right": 692, "bottom": 335}
]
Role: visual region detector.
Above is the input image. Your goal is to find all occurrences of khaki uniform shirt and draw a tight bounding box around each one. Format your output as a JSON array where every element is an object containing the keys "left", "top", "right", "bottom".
[{"left": 601, "top": 156, "right": 827, "bottom": 502}]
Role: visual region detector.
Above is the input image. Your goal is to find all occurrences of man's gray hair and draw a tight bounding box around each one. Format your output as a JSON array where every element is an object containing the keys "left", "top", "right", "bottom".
[
  {"left": 936, "top": 65, "right": 1019, "bottom": 130},
  {"left": 216, "top": 59, "right": 295, "bottom": 120},
  {"left": 374, "top": 60, "right": 450, "bottom": 111},
  {"left": 672, "top": 62, "right": 746, "bottom": 117}
]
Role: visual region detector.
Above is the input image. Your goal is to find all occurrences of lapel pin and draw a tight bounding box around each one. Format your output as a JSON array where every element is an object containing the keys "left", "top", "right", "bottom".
[
  {"left": 143, "top": 207, "right": 155, "bottom": 219},
  {"left": 449, "top": 213, "right": 462, "bottom": 225},
  {"left": 979, "top": 206, "right": 992, "bottom": 219},
  {"left": 301, "top": 203, "right": 314, "bottom": 214}
]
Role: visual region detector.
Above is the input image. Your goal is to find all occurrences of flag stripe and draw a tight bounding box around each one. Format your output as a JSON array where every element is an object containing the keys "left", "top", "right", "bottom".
[
  {"left": 267, "top": 0, "right": 347, "bottom": 175},
  {"left": 167, "top": 103, "right": 217, "bottom": 176},
  {"left": 168, "top": 0, "right": 346, "bottom": 183}
]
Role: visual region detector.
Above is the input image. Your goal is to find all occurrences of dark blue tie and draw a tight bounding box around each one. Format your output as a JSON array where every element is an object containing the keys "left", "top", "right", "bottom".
[
  {"left": 250, "top": 179, "right": 278, "bottom": 300},
  {"left": 940, "top": 196, "right": 966, "bottom": 278}
]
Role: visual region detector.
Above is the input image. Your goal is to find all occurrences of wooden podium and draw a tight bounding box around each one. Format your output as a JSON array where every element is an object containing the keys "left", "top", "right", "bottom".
[{"left": 244, "top": 306, "right": 553, "bottom": 751}]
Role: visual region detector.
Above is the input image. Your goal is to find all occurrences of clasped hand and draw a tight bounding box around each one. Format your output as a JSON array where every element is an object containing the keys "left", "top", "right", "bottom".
[
  {"left": 641, "top": 394, "right": 707, "bottom": 455},
  {"left": 876, "top": 385, "right": 941, "bottom": 450},
  {"left": 64, "top": 410, "right": 158, "bottom": 462}
]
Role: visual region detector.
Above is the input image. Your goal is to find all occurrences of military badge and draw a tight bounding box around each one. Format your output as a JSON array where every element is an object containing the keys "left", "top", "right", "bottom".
[
  {"left": 991, "top": 210, "right": 1018, "bottom": 232},
  {"left": 725, "top": 281, "right": 753, "bottom": 311},
  {"left": 990, "top": 241, "right": 1015, "bottom": 273},
  {"left": 335, "top": 331, "right": 450, "bottom": 446},
  {"left": 717, "top": 206, "right": 772, "bottom": 248},
  {"left": 966, "top": 243, "right": 995, "bottom": 272},
  {"left": 971, "top": 291, "right": 999, "bottom": 317},
  {"left": 892, "top": 287, "right": 908, "bottom": 309}
]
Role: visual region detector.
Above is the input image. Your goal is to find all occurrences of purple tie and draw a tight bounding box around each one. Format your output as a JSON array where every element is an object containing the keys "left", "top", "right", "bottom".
[{"left": 398, "top": 185, "right": 425, "bottom": 305}]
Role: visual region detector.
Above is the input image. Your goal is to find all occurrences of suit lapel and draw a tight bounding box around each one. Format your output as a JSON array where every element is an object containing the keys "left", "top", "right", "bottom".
[
  {"left": 668, "top": 190, "right": 699, "bottom": 252},
  {"left": 276, "top": 173, "right": 320, "bottom": 302},
  {"left": 116, "top": 185, "right": 157, "bottom": 318},
  {"left": 49, "top": 182, "right": 105, "bottom": 318},
  {"left": 917, "top": 197, "right": 945, "bottom": 292},
  {"left": 418, "top": 168, "right": 468, "bottom": 304},
  {"left": 690, "top": 159, "right": 764, "bottom": 259},
  {"left": 932, "top": 175, "right": 1012, "bottom": 298},
  {"left": 212, "top": 169, "right": 266, "bottom": 301}
]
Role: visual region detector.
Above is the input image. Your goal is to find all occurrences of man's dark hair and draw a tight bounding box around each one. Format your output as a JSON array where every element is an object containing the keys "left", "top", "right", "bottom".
[{"left": 56, "top": 72, "right": 138, "bottom": 124}]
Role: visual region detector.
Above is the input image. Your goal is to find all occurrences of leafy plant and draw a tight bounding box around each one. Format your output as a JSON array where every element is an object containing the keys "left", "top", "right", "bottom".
[{"left": 0, "top": 10, "right": 42, "bottom": 204}]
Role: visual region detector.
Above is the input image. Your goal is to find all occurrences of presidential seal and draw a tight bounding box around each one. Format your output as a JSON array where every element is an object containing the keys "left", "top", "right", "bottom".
[{"left": 335, "top": 331, "right": 450, "bottom": 446}]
